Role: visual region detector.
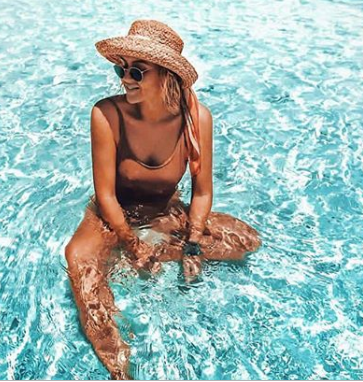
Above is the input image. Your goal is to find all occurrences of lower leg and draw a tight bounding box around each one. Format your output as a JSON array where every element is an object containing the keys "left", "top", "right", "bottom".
[{"left": 67, "top": 256, "right": 133, "bottom": 380}]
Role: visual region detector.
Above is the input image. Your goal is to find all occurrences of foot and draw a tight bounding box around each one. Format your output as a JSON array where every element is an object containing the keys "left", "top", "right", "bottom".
[{"left": 110, "top": 368, "right": 133, "bottom": 380}]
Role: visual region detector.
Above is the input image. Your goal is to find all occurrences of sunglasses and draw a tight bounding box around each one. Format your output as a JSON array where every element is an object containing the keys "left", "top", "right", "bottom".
[{"left": 113, "top": 65, "right": 152, "bottom": 82}]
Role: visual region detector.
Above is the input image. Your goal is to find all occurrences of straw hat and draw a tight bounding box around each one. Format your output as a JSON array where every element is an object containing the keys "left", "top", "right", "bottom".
[{"left": 95, "top": 20, "right": 198, "bottom": 89}]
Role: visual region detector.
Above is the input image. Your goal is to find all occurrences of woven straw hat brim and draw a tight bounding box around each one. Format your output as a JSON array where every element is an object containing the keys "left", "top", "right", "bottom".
[{"left": 95, "top": 36, "right": 198, "bottom": 89}]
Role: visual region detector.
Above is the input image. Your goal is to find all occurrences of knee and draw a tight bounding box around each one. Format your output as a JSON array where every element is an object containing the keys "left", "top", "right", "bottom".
[
  {"left": 64, "top": 243, "right": 85, "bottom": 275},
  {"left": 251, "top": 235, "right": 262, "bottom": 252},
  {"left": 241, "top": 233, "right": 262, "bottom": 253},
  {"left": 65, "top": 243, "right": 75, "bottom": 273}
]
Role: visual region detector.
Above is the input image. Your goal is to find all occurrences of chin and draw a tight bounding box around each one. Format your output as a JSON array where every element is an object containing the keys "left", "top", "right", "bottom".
[{"left": 125, "top": 92, "right": 143, "bottom": 104}]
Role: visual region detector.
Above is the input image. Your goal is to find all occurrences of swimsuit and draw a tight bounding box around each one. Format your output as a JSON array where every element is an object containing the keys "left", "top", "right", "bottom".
[
  {"left": 108, "top": 97, "right": 189, "bottom": 206},
  {"left": 88, "top": 97, "right": 190, "bottom": 226}
]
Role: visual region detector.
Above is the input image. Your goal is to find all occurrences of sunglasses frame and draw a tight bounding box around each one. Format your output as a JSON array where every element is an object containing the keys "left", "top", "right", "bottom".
[{"left": 113, "top": 65, "right": 152, "bottom": 83}]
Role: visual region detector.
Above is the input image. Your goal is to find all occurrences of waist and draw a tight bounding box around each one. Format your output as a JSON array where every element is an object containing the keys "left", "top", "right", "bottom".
[
  {"left": 117, "top": 185, "right": 179, "bottom": 205},
  {"left": 122, "top": 189, "right": 182, "bottom": 225},
  {"left": 90, "top": 189, "right": 183, "bottom": 225}
]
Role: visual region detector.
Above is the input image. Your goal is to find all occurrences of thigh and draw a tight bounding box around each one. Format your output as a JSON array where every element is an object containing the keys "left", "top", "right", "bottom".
[
  {"left": 151, "top": 207, "right": 262, "bottom": 262},
  {"left": 149, "top": 201, "right": 189, "bottom": 235},
  {"left": 205, "top": 211, "right": 262, "bottom": 251},
  {"left": 200, "top": 211, "right": 261, "bottom": 260},
  {"left": 65, "top": 204, "right": 120, "bottom": 274}
]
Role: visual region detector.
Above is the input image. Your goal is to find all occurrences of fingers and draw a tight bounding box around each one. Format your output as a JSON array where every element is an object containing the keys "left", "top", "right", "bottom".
[
  {"left": 133, "top": 240, "right": 152, "bottom": 261},
  {"left": 150, "top": 261, "right": 162, "bottom": 274},
  {"left": 137, "top": 260, "right": 162, "bottom": 275},
  {"left": 183, "top": 259, "right": 193, "bottom": 276},
  {"left": 132, "top": 252, "right": 162, "bottom": 274},
  {"left": 182, "top": 256, "right": 202, "bottom": 279},
  {"left": 136, "top": 241, "right": 151, "bottom": 256},
  {"left": 130, "top": 240, "right": 165, "bottom": 274},
  {"left": 133, "top": 258, "right": 147, "bottom": 270}
]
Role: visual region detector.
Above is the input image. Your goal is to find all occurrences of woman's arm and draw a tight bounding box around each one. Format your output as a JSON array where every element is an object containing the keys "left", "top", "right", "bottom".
[
  {"left": 187, "top": 103, "right": 214, "bottom": 243},
  {"left": 90, "top": 100, "right": 140, "bottom": 251}
]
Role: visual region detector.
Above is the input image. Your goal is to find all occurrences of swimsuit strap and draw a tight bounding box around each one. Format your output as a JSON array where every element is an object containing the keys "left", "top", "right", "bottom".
[
  {"left": 107, "top": 97, "right": 129, "bottom": 162},
  {"left": 108, "top": 96, "right": 187, "bottom": 169}
]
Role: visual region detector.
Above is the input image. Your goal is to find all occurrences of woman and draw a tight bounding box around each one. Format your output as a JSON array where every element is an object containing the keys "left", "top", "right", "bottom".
[{"left": 65, "top": 20, "right": 261, "bottom": 380}]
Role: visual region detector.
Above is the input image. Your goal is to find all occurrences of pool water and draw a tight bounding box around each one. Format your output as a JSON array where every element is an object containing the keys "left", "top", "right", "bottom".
[{"left": 1, "top": 0, "right": 363, "bottom": 379}]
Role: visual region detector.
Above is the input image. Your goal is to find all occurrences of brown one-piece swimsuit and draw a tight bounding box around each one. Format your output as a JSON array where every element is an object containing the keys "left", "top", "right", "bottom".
[
  {"left": 109, "top": 98, "right": 188, "bottom": 205},
  {"left": 88, "top": 97, "right": 191, "bottom": 227},
  {"left": 87, "top": 97, "right": 262, "bottom": 260}
]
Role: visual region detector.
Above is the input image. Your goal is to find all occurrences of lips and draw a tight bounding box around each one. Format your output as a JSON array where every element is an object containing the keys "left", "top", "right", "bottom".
[{"left": 125, "top": 84, "right": 140, "bottom": 91}]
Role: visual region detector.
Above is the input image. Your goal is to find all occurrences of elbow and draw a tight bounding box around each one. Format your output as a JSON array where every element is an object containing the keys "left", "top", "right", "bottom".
[{"left": 196, "top": 186, "right": 213, "bottom": 201}]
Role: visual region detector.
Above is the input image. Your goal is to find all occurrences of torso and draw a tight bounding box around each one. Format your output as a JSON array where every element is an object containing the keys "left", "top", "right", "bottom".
[
  {"left": 105, "top": 95, "right": 189, "bottom": 207},
  {"left": 108, "top": 95, "right": 185, "bottom": 166}
]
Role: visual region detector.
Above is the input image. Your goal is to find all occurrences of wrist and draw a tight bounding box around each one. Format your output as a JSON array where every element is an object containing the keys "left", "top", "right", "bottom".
[
  {"left": 116, "top": 227, "right": 139, "bottom": 251},
  {"left": 188, "top": 232, "right": 203, "bottom": 243},
  {"left": 188, "top": 224, "right": 204, "bottom": 243}
]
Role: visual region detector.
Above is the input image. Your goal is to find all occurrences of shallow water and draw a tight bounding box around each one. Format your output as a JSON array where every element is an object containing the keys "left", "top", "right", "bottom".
[{"left": 1, "top": 0, "right": 363, "bottom": 379}]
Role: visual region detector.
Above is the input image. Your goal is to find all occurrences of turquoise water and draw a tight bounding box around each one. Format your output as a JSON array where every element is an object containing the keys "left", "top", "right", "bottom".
[{"left": 1, "top": 0, "right": 363, "bottom": 379}]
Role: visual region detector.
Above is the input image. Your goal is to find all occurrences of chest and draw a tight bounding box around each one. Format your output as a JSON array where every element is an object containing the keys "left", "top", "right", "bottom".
[{"left": 121, "top": 115, "right": 185, "bottom": 166}]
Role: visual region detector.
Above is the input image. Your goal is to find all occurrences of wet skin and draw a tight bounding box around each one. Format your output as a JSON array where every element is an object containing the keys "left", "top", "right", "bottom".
[{"left": 65, "top": 55, "right": 262, "bottom": 379}]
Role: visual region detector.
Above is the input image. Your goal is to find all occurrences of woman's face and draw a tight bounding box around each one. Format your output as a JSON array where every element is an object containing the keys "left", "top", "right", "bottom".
[{"left": 118, "top": 55, "right": 161, "bottom": 104}]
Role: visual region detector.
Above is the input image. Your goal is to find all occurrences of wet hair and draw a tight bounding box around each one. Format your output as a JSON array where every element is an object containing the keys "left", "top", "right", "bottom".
[
  {"left": 159, "top": 67, "right": 192, "bottom": 129},
  {"left": 159, "top": 67, "right": 182, "bottom": 115}
]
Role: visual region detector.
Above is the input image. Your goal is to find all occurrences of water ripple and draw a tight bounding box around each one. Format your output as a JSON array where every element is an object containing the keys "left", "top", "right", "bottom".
[{"left": 1, "top": 0, "right": 363, "bottom": 379}]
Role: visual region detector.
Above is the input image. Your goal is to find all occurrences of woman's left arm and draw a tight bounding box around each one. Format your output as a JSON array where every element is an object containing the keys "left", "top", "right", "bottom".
[{"left": 188, "top": 103, "right": 213, "bottom": 243}]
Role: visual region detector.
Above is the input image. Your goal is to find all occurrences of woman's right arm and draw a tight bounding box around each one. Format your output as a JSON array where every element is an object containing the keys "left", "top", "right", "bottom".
[
  {"left": 90, "top": 100, "right": 161, "bottom": 271},
  {"left": 90, "top": 100, "right": 139, "bottom": 251}
]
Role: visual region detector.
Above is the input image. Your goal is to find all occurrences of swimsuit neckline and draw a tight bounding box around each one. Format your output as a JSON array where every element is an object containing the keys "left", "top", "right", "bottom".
[{"left": 130, "top": 129, "right": 184, "bottom": 169}]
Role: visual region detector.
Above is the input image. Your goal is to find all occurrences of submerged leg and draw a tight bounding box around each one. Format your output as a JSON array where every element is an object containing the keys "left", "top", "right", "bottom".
[
  {"left": 150, "top": 206, "right": 262, "bottom": 262},
  {"left": 200, "top": 210, "right": 262, "bottom": 260},
  {"left": 65, "top": 207, "right": 133, "bottom": 380}
]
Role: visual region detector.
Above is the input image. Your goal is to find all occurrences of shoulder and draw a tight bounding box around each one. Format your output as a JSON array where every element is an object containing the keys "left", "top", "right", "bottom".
[
  {"left": 90, "top": 95, "right": 127, "bottom": 145},
  {"left": 91, "top": 95, "right": 127, "bottom": 130},
  {"left": 93, "top": 94, "right": 127, "bottom": 114},
  {"left": 198, "top": 102, "right": 213, "bottom": 123},
  {"left": 197, "top": 102, "right": 213, "bottom": 137}
]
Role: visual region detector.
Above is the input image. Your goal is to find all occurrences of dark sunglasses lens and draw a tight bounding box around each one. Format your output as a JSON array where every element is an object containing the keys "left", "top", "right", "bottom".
[
  {"left": 130, "top": 68, "right": 143, "bottom": 82},
  {"left": 114, "top": 65, "right": 125, "bottom": 78}
]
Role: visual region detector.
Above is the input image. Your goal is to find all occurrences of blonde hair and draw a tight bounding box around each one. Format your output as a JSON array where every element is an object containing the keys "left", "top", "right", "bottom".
[
  {"left": 118, "top": 65, "right": 191, "bottom": 123},
  {"left": 159, "top": 67, "right": 183, "bottom": 116}
]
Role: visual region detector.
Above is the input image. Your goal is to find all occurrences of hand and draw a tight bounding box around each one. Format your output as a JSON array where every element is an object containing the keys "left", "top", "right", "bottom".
[
  {"left": 182, "top": 241, "right": 203, "bottom": 283},
  {"left": 182, "top": 255, "right": 202, "bottom": 282},
  {"left": 131, "top": 240, "right": 162, "bottom": 275}
]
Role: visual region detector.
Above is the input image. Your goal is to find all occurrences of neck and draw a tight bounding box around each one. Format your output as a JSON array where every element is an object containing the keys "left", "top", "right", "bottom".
[{"left": 134, "top": 93, "right": 174, "bottom": 124}]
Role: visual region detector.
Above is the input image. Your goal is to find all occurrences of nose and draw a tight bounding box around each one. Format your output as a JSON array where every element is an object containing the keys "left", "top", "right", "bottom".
[
  {"left": 122, "top": 70, "right": 138, "bottom": 86},
  {"left": 123, "top": 79, "right": 140, "bottom": 89},
  {"left": 123, "top": 68, "right": 131, "bottom": 79}
]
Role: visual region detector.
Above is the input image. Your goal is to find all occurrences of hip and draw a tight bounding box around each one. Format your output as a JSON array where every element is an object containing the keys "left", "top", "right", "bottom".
[{"left": 86, "top": 189, "right": 186, "bottom": 228}]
